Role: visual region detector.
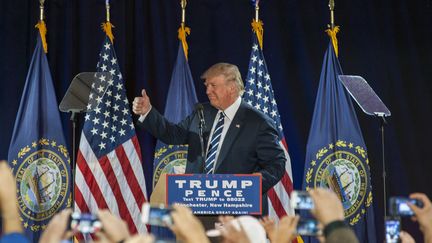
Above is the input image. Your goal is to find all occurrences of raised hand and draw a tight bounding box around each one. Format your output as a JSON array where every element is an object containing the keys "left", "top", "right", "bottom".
[{"left": 133, "top": 89, "right": 152, "bottom": 116}]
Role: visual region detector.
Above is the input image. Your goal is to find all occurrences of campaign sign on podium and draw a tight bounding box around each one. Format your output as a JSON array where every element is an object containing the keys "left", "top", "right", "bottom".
[{"left": 166, "top": 174, "right": 262, "bottom": 215}]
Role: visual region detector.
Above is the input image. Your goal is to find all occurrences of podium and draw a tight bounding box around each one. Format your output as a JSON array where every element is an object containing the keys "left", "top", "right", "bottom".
[
  {"left": 157, "top": 174, "right": 261, "bottom": 215},
  {"left": 150, "top": 174, "right": 167, "bottom": 205},
  {"left": 149, "top": 174, "right": 262, "bottom": 241}
]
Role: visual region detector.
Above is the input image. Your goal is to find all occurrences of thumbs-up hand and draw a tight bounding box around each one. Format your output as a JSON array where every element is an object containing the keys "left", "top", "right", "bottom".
[{"left": 132, "top": 89, "right": 152, "bottom": 116}]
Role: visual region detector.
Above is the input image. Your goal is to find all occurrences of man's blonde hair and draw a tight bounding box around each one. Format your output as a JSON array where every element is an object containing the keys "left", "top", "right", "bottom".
[{"left": 201, "top": 63, "right": 245, "bottom": 96}]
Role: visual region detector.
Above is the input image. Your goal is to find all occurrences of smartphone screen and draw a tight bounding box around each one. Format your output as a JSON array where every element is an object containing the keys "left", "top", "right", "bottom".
[
  {"left": 389, "top": 197, "right": 423, "bottom": 216},
  {"left": 291, "top": 191, "right": 314, "bottom": 210},
  {"left": 141, "top": 203, "right": 173, "bottom": 227},
  {"left": 70, "top": 212, "right": 102, "bottom": 234},
  {"left": 296, "top": 218, "right": 321, "bottom": 236},
  {"left": 385, "top": 217, "right": 401, "bottom": 243}
]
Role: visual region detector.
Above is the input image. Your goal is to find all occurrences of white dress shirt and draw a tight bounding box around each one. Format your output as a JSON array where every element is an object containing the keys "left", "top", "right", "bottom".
[{"left": 206, "top": 96, "right": 242, "bottom": 173}]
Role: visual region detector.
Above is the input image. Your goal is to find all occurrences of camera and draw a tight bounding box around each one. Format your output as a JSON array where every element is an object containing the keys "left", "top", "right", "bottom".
[
  {"left": 389, "top": 197, "right": 423, "bottom": 216},
  {"left": 296, "top": 218, "right": 321, "bottom": 236},
  {"left": 385, "top": 216, "right": 401, "bottom": 243},
  {"left": 141, "top": 203, "right": 173, "bottom": 227},
  {"left": 69, "top": 212, "right": 102, "bottom": 234},
  {"left": 291, "top": 191, "right": 314, "bottom": 210}
]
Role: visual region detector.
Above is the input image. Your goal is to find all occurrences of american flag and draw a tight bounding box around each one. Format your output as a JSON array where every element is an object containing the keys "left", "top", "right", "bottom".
[
  {"left": 244, "top": 34, "right": 294, "bottom": 221},
  {"left": 74, "top": 36, "right": 148, "bottom": 234}
]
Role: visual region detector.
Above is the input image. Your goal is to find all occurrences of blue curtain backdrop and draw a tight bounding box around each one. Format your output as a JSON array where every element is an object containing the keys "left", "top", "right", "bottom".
[{"left": 0, "top": 0, "right": 431, "bottom": 242}]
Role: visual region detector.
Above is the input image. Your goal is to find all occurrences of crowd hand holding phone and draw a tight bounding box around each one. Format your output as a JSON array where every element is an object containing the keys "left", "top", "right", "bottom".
[
  {"left": 308, "top": 189, "right": 345, "bottom": 226},
  {"left": 308, "top": 188, "right": 359, "bottom": 243},
  {"left": 169, "top": 204, "right": 210, "bottom": 243},
  {"left": 408, "top": 193, "right": 432, "bottom": 242},
  {"left": 289, "top": 191, "right": 322, "bottom": 237},
  {"left": 141, "top": 203, "right": 173, "bottom": 227},
  {"left": 389, "top": 197, "right": 424, "bottom": 216},
  {"left": 385, "top": 216, "right": 402, "bottom": 243},
  {"left": 39, "top": 209, "right": 73, "bottom": 243},
  {"left": 290, "top": 191, "right": 314, "bottom": 210},
  {"left": 94, "top": 209, "right": 131, "bottom": 243}
]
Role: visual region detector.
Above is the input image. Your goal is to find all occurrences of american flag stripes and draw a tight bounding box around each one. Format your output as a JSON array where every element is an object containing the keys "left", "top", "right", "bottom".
[
  {"left": 244, "top": 35, "right": 294, "bottom": 220},
  {"left": 74, "top": 36, "right": 148, "bottom": 234}
]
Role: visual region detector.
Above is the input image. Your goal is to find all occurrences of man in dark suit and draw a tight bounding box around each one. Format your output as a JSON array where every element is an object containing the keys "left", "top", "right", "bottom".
[{"left": 132, "top": 63, "right": 286, "bottom": 215}]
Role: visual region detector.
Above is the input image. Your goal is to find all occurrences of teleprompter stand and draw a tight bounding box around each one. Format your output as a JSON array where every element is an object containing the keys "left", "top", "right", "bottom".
[
  {"left": 338, "top": 75, "right": 391, "bottom": 219},
  {"left": 59, "top": 72, "right": 111, "bottom": 208}
]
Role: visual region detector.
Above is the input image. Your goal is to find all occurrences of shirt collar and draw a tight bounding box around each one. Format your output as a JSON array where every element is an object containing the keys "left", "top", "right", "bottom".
[{"left": 221, "top": 96, "right": 241, "bottom": 121}]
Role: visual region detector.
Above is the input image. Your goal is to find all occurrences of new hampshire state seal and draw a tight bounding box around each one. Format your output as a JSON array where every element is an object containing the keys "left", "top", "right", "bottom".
[
  {"left": 153, "top": 144, "right": 187, "bottom": 188},
  {"left": 305, "top": 140, "right": 373, "bottom": 226},
  {"left": 11, "top": 138, "right": 70, "bottom": 232}
]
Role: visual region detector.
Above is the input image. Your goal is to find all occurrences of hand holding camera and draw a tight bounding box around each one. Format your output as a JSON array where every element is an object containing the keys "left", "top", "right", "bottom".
[
  {"left": 96, "top": 209, "right": 131, "bottom": 243},
  {"left": 385, "top": 216, "right": 401, "bottom": 243},
  {"left": 389, "top": 197, "right": 424, "bottom": 216},
  {"left": 408, "top": 193, "right": 432, "bottom": 240},
  {"left": 141, "top": 203, "right": 173, "bottom": 227},
  {"left": 141, "top": 203, "right": 209, "bottom": 243},
  {"left": 290, "top": 189, "right": 346, "bottom": 236},
  {"left": 39, "top": 209, "right": 73, "bottom": 243},
  {"left": 290, "top": 190, "right": 321, "bottom": 236},
  {"left": 69, "top": 212, "right": 102, "bottom": 234},
  {"left": 40, "top": 209, "right": 131, "bottom": 243}
]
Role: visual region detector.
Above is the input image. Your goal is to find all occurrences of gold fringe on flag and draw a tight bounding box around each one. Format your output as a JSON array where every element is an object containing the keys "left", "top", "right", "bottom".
[
  {"left": 325, "top": 26, "right": 340, "bottom": 57},
  {"left": 296, "top": 236, "right": 305, "bottom": 243},
  {"left": 178, "top": 25, "right": 191, "bottom": 60},
  {"left": 35, "top": 21, "right": 48, "bottom": 53},
  {"left": 101, "top": 22, "right": 115, "bottom": 44},
  {"left": 251, "top": 20, "right": 264, "bottom": 50}
]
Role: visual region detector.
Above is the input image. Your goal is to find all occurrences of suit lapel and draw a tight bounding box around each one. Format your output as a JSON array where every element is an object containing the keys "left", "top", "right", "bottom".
[{"left": 214, "top": 102, "right": 246, "bottom": 172}]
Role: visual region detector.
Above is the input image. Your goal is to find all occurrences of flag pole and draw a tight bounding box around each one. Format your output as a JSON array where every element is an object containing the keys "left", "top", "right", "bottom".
[
  {"left": 39, "top": 0, "right": 45, "bottom": 22},
  {"left": 326, "top": 0, "right": 339, "bottom": 56},
  {"left": 254, "top": 0, "right": 259, "bottom": 22},
  {"left": 328, "top": 0, "right": 335, "bottom": 29},
  {"left": 102, "top": 0, "right": 114, "bottom": 43},
  {"left": 251, "top": 1, "right": 263, "bottom": 50},
  {"left": 181, "top": 0, "right": 186, "bottom": 27},
  {"left": 106, "top": 0, "right": 110, "bottom": 23},
  {"left": 178, "top": 0, "right": 190, "bottom": 59},
  {"left": 36, "top": 0, "right": 48, "bottom": 53}
]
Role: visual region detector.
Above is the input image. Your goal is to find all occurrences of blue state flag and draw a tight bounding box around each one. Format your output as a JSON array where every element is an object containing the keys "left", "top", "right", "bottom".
[
  {"left": 152, "top": 42, "right": 198, "bottom": 186},
  {"left": 302, "top": 41, "right": 376, "bottom": 242},
  {"left": 7, "top": 36, "right": 71, "bottom": 242},
  {"left": 151, "top": 41, "right": 198, "bottom": 239}
]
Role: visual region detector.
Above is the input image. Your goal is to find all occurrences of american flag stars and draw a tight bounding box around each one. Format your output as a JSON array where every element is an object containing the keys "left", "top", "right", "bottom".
[
  {"left": 83, "top": 41, "right": 134, "bottom": 156},
  {"left": 244, "top": 42, "right": 283, "bottom": 135}
]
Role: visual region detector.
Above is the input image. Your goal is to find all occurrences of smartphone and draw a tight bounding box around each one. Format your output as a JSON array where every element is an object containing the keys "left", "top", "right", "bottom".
[
  {"left": 141, "top": 203, "right": 173, "bottom": 227},
  {"left": 385, "top": 217, "right": 401, "bottom": 243},
  {"left": 296, "top": 218, "right": 321, "bottom": 236},
  {"left": 389, "top": 197, "right": 423, "bottom": 216},
  {"left": 291, "top": 191, "right": 314, "bottom": 210},
  {"left": 70, "top": 212, "right": 102, "bottom": 234}
]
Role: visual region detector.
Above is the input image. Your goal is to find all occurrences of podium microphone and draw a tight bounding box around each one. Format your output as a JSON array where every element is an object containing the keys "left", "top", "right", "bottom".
[
  {"left": 195, "top": 103, "right": 206, "bottom": 172},
  {"left": 196, "top": 103, "right": 206, "bottom": 129}
]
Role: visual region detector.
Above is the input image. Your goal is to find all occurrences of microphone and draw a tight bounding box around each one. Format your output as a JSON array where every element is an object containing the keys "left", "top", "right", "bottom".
[
  {"left": 195, "top": 103, "right": 206, "bottom": 171},
  {"left": 195, "top": 103, "right": 206, "bottom": 129}
]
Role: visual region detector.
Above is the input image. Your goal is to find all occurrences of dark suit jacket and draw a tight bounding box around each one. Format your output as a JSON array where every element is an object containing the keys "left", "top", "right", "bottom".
[{"left": 138, "top": 100, "right": 286, "bottom": 214}]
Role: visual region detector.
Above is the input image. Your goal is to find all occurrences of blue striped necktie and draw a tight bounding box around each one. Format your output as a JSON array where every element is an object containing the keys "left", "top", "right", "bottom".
[{"left": 205, "top": 112, "right": 225, "bottom": 174}]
